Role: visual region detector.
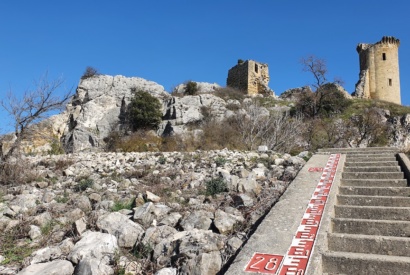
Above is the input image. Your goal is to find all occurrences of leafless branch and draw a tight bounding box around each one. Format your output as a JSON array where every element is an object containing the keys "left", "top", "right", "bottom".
[{"left": 0, "top": 73, "right": 73, "bottom": 161}]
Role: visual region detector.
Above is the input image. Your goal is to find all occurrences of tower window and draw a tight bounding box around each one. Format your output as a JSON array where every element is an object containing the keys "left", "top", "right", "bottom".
[
  {"left": 382, "top": 53, "right": 386, "bottom": 60},
  {"left": 389, "top": 78, "right": 392, "bottom": 86},
  {"left": 255, "top": 64, "right": 258, "bottom": 73}
]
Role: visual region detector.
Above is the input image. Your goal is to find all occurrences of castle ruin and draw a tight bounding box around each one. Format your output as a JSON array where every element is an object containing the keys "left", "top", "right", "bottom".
[
  {"left": 354, "top": 36, "right": 401, "bottom": 105},
  {"left": 226, "top": 60, "right": 272, "bottom": 96}
]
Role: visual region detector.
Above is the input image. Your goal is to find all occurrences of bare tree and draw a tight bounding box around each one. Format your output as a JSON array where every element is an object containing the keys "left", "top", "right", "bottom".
[
  {"left": 300, "top": 55, "right": 328, "bottom": 89},
  {"left": 234, "top": 99, "right": 304, "bottom": 152},
  {"left": 0, "top": 73, "right": 73, "bottom": 162}
]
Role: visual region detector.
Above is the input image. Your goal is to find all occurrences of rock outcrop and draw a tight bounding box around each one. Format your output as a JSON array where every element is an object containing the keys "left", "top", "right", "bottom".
[
  {"left": 172, "top": 82, "right": 221, "bottom": 95},
  {"left": 61, "top": 75, "right": 170, "bottom": 152}
]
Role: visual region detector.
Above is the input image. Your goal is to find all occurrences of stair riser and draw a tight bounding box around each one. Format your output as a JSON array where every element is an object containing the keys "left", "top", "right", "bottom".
[
  {"left": 332, "top": 219, "right": 410, "bottom": 236},
  {"left": 328, "top": 234, "right": 410, "bottom": 257},
  {"left": 339, "top": 187, "right": 410, "bottom": 196},
  {"left": 345, "top": 161, "right": 399, "bottom": 167},
  {"left": 322, "top": 254, "right": 410, "bottom": 275},
  {"left": 342, "top": 172, "right": 403, "bottom": 179},
  {"left": 341, "top": 179, "right": 407, "bottom": 187},
  {"left": 344, "top": 167, "right": 401, "bottom": 172},
  {"left": 335, "top": 206, "right": 410, "bottom": 220},
  {"left": 337, "top": 196, "right": 410, "bottom": 207},
  {"left": 346, "top": 157, "right": 397, "bottom": 162}
]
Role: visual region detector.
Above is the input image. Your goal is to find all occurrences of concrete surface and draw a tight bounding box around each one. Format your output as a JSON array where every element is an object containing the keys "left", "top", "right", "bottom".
[{"left": 225, "top": 154, "right": 340, "bottom": 275}]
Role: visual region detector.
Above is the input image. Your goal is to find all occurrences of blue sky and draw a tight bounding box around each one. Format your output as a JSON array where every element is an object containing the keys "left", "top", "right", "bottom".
[{"left": 1, "top": 1, "right": 409, "bottom": 133}]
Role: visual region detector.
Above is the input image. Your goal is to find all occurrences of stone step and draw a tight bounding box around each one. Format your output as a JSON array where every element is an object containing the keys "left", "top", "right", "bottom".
[
  {"left": 332, "top": 218, "right": 410, "bottom": 236},
  {"left": 318, "top": 147, "right": 398, "bottom": 153},
  {"left": 344, "top": 161, "right": 399, "bottom": 167},
  {"left": 322, "top": 251, "right": 410, "bottom": 275},
  {"left": 337, "top": 195, "right": 410, "bottom": 206},
  {"left": 344, "top": 151, "right": 398, "bottom": 157},
  {"left": 341, "top": 179, "right": 407, "bottom": 187},
  {"left": 327, "top": 233, "right": 410, "bottom": 257},
  {"left": 339, "top": 186, "right": 410, "bottom": 196},
  {"left": 344, "top": 166, "right": 401, "bottom": 172},
  {"left": 345, "top": 156, "right": 397, "bottom": 162},
  {"left": 342, "top": 171, "right": 403, "bottom": 179},
  {"left": 334, "top": 205, "right": 410, "bottom": 220}
]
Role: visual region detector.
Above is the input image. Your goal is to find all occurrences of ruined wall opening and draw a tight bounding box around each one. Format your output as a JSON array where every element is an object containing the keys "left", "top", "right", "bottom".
[
  {"left": 389, "top": 78, "right": 392, "bottom": 86},
  {"left": 383, "top": 53, "right": 386, "bottom": 61},
  {"left": 255, "top": 64, "right": 258, "bottom": 73}
]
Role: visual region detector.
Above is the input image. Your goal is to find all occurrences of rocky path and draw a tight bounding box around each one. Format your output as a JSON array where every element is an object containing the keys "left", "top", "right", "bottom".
[{"left": 0, "top": 149, "right": 306, "bottom": 275}]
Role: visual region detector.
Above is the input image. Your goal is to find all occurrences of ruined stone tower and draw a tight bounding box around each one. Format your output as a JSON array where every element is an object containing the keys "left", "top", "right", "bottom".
[
  {"left": 227, "top": 60, "right": 271, "bottom": 96},
  {"left": 354, "top": 36, "right": 401, "bottom": 105}
]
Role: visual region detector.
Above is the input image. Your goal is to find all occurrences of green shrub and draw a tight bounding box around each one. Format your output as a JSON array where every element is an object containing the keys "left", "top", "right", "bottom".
[
  {"left": 184, "top": 81, "right": 199, "bottom": 95},
  {"left": 132, "top": 242, "right": 153, "bottom": 259},
  {"left": 74, "top": 178, "right": 94, "bottom": 192},
  {"left": 214, "top": 157, "right": 227, "bottom": 167},
  {"left": 48, "top": 138, "right": 64, "bottom": 155},
  {"left": 158, "top": 156, "right": 167, "bottom": 164},
  {"left": 205, "top": 177, "right": 227, "bottom": 196},
  {"left": 126, "top": 90, "right": 162, "bottom": 131},
  {"left": 111, "top": 198, "right": 134, "bottom": 212}
]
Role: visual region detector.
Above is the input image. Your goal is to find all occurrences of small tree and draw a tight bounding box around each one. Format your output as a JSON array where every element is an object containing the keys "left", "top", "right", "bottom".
[
  {"left": 296, "top": 56, "right": 350, "bottom": 118},
  {"left": 184, "top": 81, "right": 199, "bottom": 96},
  {"left": 126, "top": 90, "right": 162, "bottom": 131},
  {"left": 81, "top": 66, "right": 99, "bottom": 79},
  {"left": 0, "top": 74, "right": 72, "bottom": 162}
]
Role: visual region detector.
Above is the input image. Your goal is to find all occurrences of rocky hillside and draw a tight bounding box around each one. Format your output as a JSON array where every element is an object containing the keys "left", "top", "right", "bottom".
[{"left": 0, "top": 149, "right": 307, "bottom": 274}]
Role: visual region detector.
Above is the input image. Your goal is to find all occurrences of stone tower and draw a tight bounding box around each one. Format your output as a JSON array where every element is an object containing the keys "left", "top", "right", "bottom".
[
  {"left": 227, "top": 60, "right": 271, "bottom": 96},
  {"left": 354, "top": 36, "right": 401, "bottom": 105}
]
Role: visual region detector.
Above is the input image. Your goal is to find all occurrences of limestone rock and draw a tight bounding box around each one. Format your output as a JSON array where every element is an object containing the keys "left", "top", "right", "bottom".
[
  {"left": 17, "top": 260, "right": 74, "bottom": 275},
  {"left": 27, "top": 246, "right": 62, "bottom": 265},
  {"left": 133, "top": 202, "right": 155, "bottom": 227},
  {"left": 68, "top": 231, "right": 119, "bottom": 264},
  {"left": 214, "top": 208, "right": 245, "bottom": 234},
  {"left": 155, "top": 267, "right": 178, "bottom": 275},
  {"left": 192, "top": 251, "right": 222, "bottom": 275},
  {"left": 74, "top": 257, "right": 114, "bottom": 275},
  {"left": 61, "top": 74, "right": 169, "bottom": 152},
  {"left": 158, "top": 212, "right": 182, "bottom": 227},
  {"left": 159, "top": 94, "right": 228, "bottom": 136},
  {"left": 173, "top": 82, "right": 221, "bottom": 94},
  {"left": 180, "top": 210, "right": 213, "bottom": 231},
  {"left": 146, "top": 191, "right": 161, "bottom": 202},
  {"left": 279, "top": 86, "right": 312, "bottom": 101},
  {"left": 97, "top": 212, "right": 144, "bottom": 248}
]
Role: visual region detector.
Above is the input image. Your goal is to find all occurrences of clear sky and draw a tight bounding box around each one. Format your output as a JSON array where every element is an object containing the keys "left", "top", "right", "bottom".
[{"left": 1, "top": 0, "right": 409, "bottom": 134}]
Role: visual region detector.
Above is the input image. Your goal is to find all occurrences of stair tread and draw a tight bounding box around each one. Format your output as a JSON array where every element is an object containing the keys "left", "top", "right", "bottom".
[
  {"left": 323, "top": 250, "right": 410, "bottom": 262},
  {"left": 328, "top": 232, "right": 410, "bottom": 241}
]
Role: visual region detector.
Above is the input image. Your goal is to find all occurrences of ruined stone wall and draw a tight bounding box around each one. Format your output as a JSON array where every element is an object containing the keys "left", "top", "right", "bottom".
[
  {"left": 227, "top": 60, "right": 249, "bottom": 92},
  {"left": 227, "top": 60, "right": 270, "bottom": 96},
  {"left": 355, "top": 36, "right": 401, "bottom": 105}
]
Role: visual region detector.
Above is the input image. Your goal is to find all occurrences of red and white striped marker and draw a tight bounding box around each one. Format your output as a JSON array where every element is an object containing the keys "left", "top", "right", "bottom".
[
  {"left": 277, "top": 154, "right": 340, "bottom": 275},
  {"left": 244, "top": 154, "right": 340, "bottom": 274}
]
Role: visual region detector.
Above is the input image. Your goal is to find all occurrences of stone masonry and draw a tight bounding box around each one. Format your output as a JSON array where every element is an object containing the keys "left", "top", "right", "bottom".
[
  {"left": 354, "top": 36, "right": 401, "bottom": 105},
  {"left": 227, "top": 60, "right": 271, "bottom": 96}
]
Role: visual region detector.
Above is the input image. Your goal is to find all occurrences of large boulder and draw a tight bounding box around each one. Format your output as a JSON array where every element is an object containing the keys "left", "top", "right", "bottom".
[
  {"left": 17, "top": 260, "right": 74, "bottom": 275},
  {"left": 96, "top": 212, "right": 144, "bottom": 248},
  {"left": 61, "top": 75, "right": 169, "bottom": 152},
  {"left": 68, "top": 231, "right": 119, "bottom": 265}
]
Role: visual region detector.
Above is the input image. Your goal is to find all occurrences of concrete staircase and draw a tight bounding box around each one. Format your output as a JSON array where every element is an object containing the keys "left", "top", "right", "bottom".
[{"left": 317, "top": 147, "right": 410, "bottom": 274}]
